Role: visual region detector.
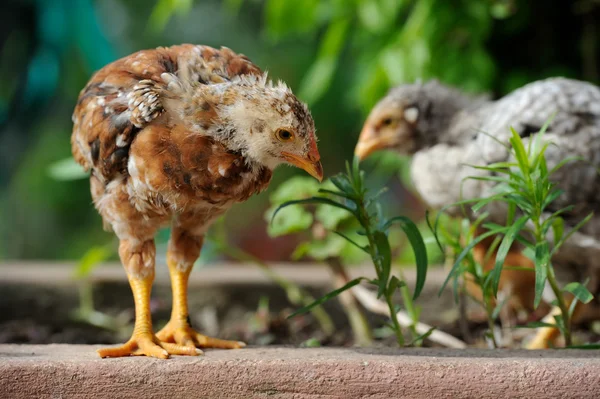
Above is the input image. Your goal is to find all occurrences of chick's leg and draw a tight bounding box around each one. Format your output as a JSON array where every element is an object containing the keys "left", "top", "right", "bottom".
[
  {"left": 156, "top": 230, "right": 246, "bottom": 351},
  {"left": 97, "top": 240, "right": 199, "bottom": 358}
]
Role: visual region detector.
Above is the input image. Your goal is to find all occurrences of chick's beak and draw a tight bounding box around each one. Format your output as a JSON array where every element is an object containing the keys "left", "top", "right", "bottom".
[
  {"left": 282, "top": 151, "right": 323, "bottom": 182},
  {"left": 354, "top": 123, "right": 398, "bottom": 161}
]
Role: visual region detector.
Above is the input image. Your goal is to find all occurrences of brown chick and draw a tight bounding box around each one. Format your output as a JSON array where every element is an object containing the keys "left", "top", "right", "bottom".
[
  {"left": 354, "top": 78, "right": 600, "bottom": 347},
  {"left": 71, "top": 44, "right": 323, "bottom": 359}
]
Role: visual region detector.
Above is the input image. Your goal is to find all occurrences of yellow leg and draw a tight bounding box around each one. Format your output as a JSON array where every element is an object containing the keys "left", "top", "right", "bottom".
[
  {"left": 97, "top": 240, "right": 199, "bottom": 359},
  {"left": 156, "top": 252, "right": 246, "bottom": 351}
]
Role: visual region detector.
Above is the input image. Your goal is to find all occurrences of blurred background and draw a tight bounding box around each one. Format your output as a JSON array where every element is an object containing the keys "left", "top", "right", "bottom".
[{"left": 1, "top": 0, "right": 599, "bottom": 263}]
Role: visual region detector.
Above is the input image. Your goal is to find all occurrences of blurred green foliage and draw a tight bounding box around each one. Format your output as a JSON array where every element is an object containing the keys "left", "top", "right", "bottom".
[{"left": 1, "top": 0, "right": 598, "bottom": 261}]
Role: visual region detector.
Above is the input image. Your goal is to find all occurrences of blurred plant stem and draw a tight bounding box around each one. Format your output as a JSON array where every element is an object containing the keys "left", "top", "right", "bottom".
[
  {"left": 327, "top": 257, "right": 372, "bottom": 346},
  {"left": 70, "top": 242, "right": 130, "bottom": 333},
  {"left": 210, "top": 236, "right": 335, "bottom": 338}
]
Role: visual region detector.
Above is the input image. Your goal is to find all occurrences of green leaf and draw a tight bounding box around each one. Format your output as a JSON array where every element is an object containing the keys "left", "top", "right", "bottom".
[
  {"left": 287, "top": 277, "right": 367, "bottom": 319},
  {"left": 373, "top": 231, "right": 392, "bottom": 298},
  {"left": 317, "top": 188, "right": 354, "bottom": 200},
  {"left": 329, "top": 175, "right": 356, "bottom": 197},
  {"left": 332, "top": 231, "right": 369, "bottom": 254},
  {"left": 385, "top": 216, "right": 428, "bottom": 299},
  {"left": 534, "top": 241, "right": 550, "bottom": 308},
  {"left": 563, "top": 343, "right": 600, "bottom": 349},
  {"left": 389, "top": 275, "right": 406, "bottom": 293},
  {"left": 487, "top": 215, "right": 529, "bottom": 296},
  {"left": 271, "top": 197, "right": 355, "bottom": 224},
  {"left": 425, "top": 210, "right": 445, "bottom": 256},
  {"left": 553, "top": 314, "right": 566, "bottom": 335},
  {"left": 471, "top": 193, "right": 510, "bottom": 213},
  {"left": 439, "top": 228, "right": 506, "bottom": 297},
  {"left": 408, "top": 326, "right": 436, "bottom": 347},
  {"left": 552, "top": 212, "right": 594, "bottom": 256},
  {"left": 563, "top": 282, "right": 594, "bottom": 304},
  {"left": 551, "top": 217, "right": 565, "bottom": 246},
  {"left": 549, "top": 156, "right": 583, "bottom": 175},
  {"left": 509, "top": 127, "right": 530, "bottom": 177},
  {"left": 541, "top": 188, "right": 564, "bottom": 212},
  {"left": 515, "top": 321, "right": 557, "bottom": 329},
  {"left": 48, "top": 158, "right": 88, "bottom": 181},
  {"left": 73, "top": 245, "right": 112, "bottom": 279}
]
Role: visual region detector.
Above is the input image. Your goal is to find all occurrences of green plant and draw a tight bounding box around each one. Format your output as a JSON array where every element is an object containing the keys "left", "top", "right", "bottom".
[
  {"left": 273, "top": 158, "right": 428, "bottom": 347},
  {"left": 70, "top": 242, "right": 131, "bottom": 333},
  {"left": 434, "top": 212, "right": 508, "bottom": 347},
  {"left": 207, "top": 216, "right": 336, "bottom": 338},
  {"left": 435, "top": 123, "right": 594, "bottom": 347},
  {"left": 266, "top": 176, "right": 372, "bottom": 346}
]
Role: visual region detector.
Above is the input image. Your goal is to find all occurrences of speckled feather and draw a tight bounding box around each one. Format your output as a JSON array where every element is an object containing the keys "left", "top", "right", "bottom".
[
  {"left": 71, "top": 45, "right": 287, "bottom": 254},
  {"left": 379, "top": 78, "right": 600, "bottom": 286}
]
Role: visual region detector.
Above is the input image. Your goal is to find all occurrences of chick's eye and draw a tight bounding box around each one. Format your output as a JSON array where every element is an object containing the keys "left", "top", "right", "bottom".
[
  {"left": 382, "top": 118, "right": 393, "bottom": 126},
  {"left": 277, "top": 129, "right": 294, "bottom": 141}
]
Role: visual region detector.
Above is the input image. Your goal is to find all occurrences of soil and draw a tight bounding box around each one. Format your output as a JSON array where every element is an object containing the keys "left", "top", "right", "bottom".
[{"left": 1, "top": 264, "right": 598, "bottom": 349}]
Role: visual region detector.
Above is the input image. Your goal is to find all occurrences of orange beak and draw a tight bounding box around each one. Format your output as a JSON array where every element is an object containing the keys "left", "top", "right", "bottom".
[
  {"left": 281, "top": 151, "right": 323, "bottom": 182},
  {"left": 354, "top": 123, "right": 398, "bottom": 161}
]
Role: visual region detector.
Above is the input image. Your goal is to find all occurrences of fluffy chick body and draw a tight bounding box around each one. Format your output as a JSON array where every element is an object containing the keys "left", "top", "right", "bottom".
[
  {"left": 72, "top": 44, "right": 320, "bottom": 268},
  {"left": 71, "top": 44, "right": 322, "bottom": 358}
]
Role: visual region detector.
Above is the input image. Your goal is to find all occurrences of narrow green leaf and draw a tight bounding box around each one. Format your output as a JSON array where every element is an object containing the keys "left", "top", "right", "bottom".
[
  {"left": 332, "top": 231, "right": 369, "bottom": 254},
  {"left": 563, "top": 282, "right": 594, "bottom": 304},
  {"left": 542, "top": 188, "right": 564, "bottom": 211},
  {"left": 385, "top": 216, "right": 428, "bottom": 299},
  {"left": 562, "top": 343, "right": 600, "bottom": 349},
  {"left": 553, "top": 314, "right": 566, "bottom": 335},
  {"left": 491, "top": 295, "right": 509, "bottom": 321},
  {"left": 439, "top": 228, "right": 506, "bottom": 296},
  {"left": 408, "top": 327, "right": 436, "bottom": 347},
  {"left": 487, "top": 215, "right": 529, "bottom": 296},
  {"left": 287, "top": 277, "right": 367, "bottom": 319},
  {"left": 471, "top": 193, "right": 510, "bottom": 213},
  {"left": 373, "top": 231, "right": 392, "bottom": 298},
  {"left": 506, "top": 202, "right": 516, "bottom": 226},
  {"left": 550, "top": 217, "right": 565, "bottom": 246},
  {"left": 329, "top": 175, "right": 356, "bottom": 197},
  {"left": 515, "top": 321, "right": 557, "bottom": 329},
  {"left": 389, "top": 275, "right": 406, "bottom": 293},
  {"left": 510, "top": 128, "right": 530, "bottom": 173},
  {"left": 425, "top": 210, "right": 445, "bottom": 256},
  {"left": 317, "top": 188, "right": 354, "bottom": 200},
  {"left": 552, "top": 212, "right": 594, "bottom": 256},
  {"left": 534, "top": 241, "right": 550, "bottom": 308},
  {"left": 549, "top": 156, "right": 583, "bottom": 175},
  {"left": 271, "top": 197, "right": 355, "bottom": 224}
]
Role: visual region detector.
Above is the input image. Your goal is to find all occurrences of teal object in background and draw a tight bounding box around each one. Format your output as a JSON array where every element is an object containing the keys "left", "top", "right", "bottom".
[{"left": 18, "top": 0, "right": 118, "bottom": 116}]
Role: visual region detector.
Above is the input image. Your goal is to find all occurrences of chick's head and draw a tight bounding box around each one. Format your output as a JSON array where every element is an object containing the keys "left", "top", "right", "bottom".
[{"left": 218, "top": 75, "right": 322, "bottom": 181}]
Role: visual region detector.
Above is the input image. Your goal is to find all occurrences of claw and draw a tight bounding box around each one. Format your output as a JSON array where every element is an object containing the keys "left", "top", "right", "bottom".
[
  {"left": 97, "top": 331, "right": 202, "bottom": 358},
  {"left": 156, "top": 320, "right": 246, "bottom": 350}
]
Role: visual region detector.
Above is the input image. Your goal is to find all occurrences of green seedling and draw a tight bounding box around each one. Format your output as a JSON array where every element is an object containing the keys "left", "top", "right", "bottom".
[{"left": 273, "top": 158, "right": 428, "bottom": 347}]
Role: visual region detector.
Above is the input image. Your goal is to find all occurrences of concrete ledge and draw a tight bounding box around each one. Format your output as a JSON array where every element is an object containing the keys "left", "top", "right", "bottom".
[{"left": 1, "top": 345, "right": 599, "bottom": 398}]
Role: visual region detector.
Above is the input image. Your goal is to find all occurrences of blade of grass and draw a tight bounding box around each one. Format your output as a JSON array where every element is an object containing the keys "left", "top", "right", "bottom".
[
  {"left": 385, "top": 216, "right": 428, "bottom": 299},
  {"left": 287, "top": 277, "right": 368, "bottom": 319},
  {"left": 486, "top": 215, "right": 529, "bottom": 296}
]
